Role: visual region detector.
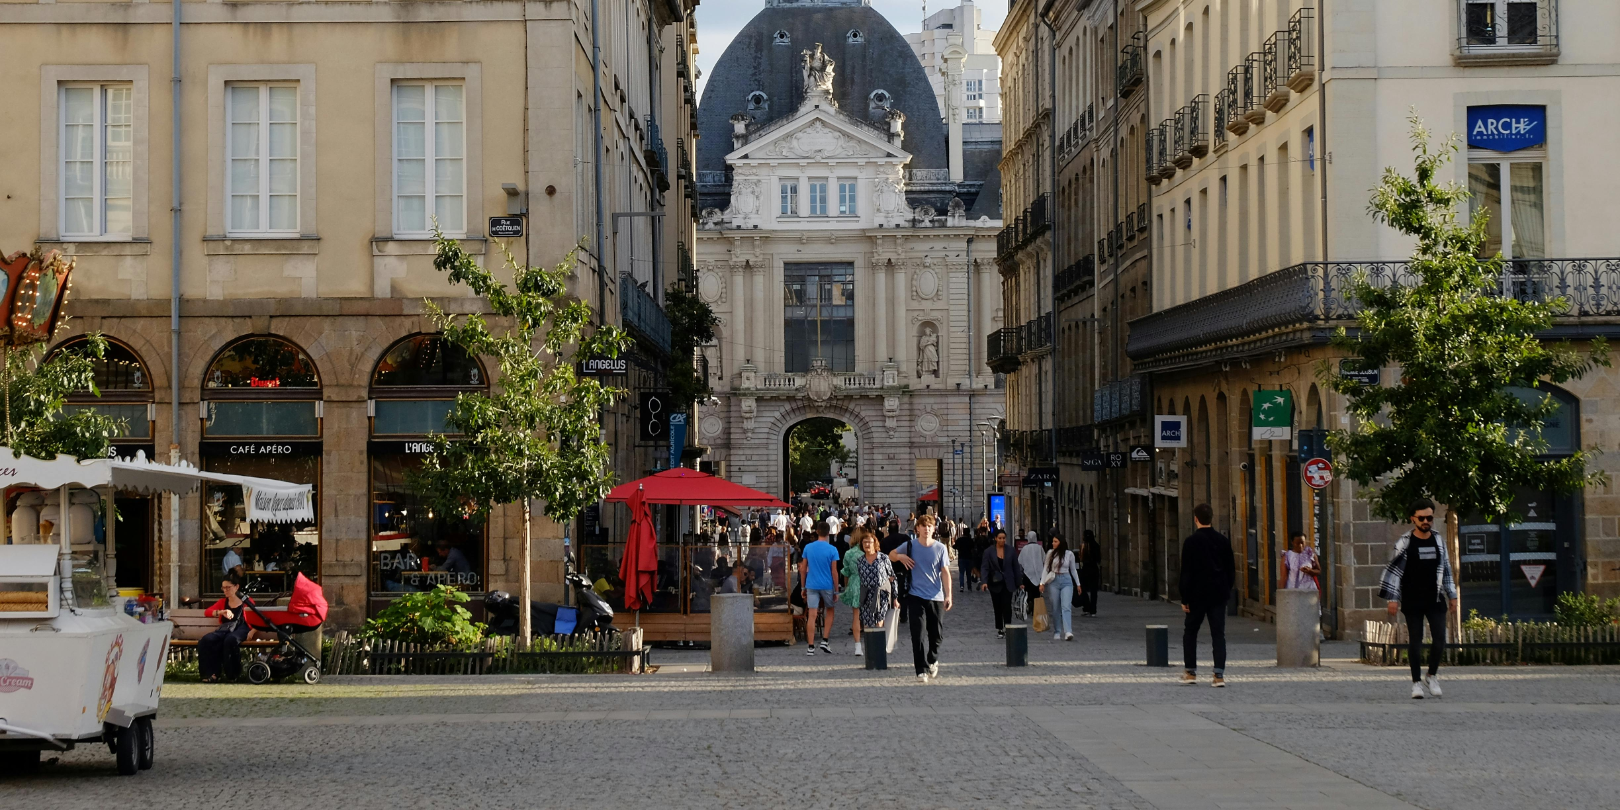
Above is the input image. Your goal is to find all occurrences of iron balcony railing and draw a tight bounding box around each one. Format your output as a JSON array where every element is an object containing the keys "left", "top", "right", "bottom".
[
  {"left": 1185, "top": 94, "right": 1209, "bottom": 159},
  {"left": 987, "top": 326, "right": 1021, "bottom": 372},
  {"left": 1025, "top": 312, "right": 1054, "bottom": 353},
  {"left": 1117, "top": 32, "right": 1146, "bottom": 97},
  {"left": 1459, "top": 0, "right": 1559, "bottom": 61},
  {"left": 1056, "top": 254, "right": 1096, "bottom": 296},
  {"left": 1262, "top": 33, "right": 1287, "bottom": 111},
  {"left": 1145, "top": 126, "right": 1163, "bottom": 184},
  {"left": 620, "top": 273, "right": 672, "bottom": 356},
  {"left": 1093, "top": 376, "right": 1147, "bottom": 424},
  {"left": 645, "top": 117, "right": 669, "bottom": 192},
  {"left": 1127, "top": 257, "right": 1620, "bottom": 360},
  {"left": 1244, "top": 52, "right": 1267, "bottom": 117},
  {"left": 1213, "top": 88, "right": 1231, "bottom": 147},
  {"left": 1001, "top": 428, "right": 1055, "bottom": 465},
  {"left": 1057, "top": 425, "right": 1094, "bottom": 457},
  {"left": 1228, "top": 62, "right": 1255, "bottom": 134},
  {"left": 1287, "top": 8, "right": 1316, "bottom": 91},
  {"left": 996, "top": 194, "right": 1053, "bottom": 262}
]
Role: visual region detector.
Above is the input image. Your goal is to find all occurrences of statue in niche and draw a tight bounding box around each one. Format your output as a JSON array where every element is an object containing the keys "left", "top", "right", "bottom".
[
  {"left": 917, "top": 324, "right": 940, "bottom": 378},
  {"left": 802, "top": 44, "right": 835, "bottom": 96}
]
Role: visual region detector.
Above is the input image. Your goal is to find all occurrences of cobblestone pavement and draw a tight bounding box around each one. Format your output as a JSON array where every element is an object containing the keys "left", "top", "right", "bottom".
[{"left": 6, "top": 592, "right": 1617, "bottom": 809}]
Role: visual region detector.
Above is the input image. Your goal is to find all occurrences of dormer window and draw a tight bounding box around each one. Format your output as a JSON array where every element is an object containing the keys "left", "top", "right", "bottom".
[
  {"left": 773, "top": 30, "right": 791, "bottom": 46},
  {"left": 869, "top": 89, "right": 892, "bottom": 109},
  {"left": 847, "top": 29, "right": 864, "bottom": 44},
  {"left": 747, "top": 91, "right": 769, "bottom": 113}
]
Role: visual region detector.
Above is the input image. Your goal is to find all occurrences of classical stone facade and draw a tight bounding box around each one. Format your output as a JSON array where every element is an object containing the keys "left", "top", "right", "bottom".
[{"left": 695, "top": 0, "right": 1004, "bottom": 511}]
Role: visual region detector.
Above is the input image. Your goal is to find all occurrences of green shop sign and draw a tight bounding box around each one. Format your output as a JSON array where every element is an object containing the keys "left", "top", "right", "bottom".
[{"left": 1251, "top": 389, "right": 1293, "bottom": 441}]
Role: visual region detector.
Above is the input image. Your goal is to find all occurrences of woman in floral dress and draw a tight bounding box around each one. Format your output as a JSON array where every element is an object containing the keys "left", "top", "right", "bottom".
[{"left": 852, "top": 528, "right": 895, "bottom": 657}]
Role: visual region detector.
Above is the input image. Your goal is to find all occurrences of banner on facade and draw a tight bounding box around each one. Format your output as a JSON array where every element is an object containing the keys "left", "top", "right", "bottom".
[
  {"left": 668, "top": 412, "right": 688, "bottom": 469},
  {"left": 242, "top": 482, "right": 314, "bottom": 524},
  {"left": 1251, "top": 390, "right": 1293, "bottom": 441},
  {"left": 1467, "top": 105, "right": 1545, "bottom": 153},
  {"left": 1154, "top": 415, "right": 1188, "bottom": 448}
]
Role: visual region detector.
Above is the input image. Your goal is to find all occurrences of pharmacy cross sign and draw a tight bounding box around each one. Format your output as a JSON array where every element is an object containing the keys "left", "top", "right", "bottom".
[{"left": 1303, "top": 457, "right": 1334, "bottom": 490}]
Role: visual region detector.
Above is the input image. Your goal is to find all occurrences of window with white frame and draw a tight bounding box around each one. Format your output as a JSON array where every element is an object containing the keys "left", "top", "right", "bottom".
[
  {"left": 227, "top": 84, "right": 300, "bottom": 236},
  {"left": 61, "top": 84, "right": 134, "bottom": 238},
  {"left": 808, "top": 180, "right": 828, "bottom": 216},
  {"left": 1469, "top": 150, "right": 1545, "bottom": 260},
  {"left": 780, "top": 181, "right": 798, "bottom": 216},
  {"left": 966, "top": 107, "right": 984, "bottom": 122},
  {"left": 837, "top": 181, "right": 857, "bottom": 215},
  {"left": 965, "top": 79, "right": 984, "bottom": 101},
  {"left": 1464, "top": 0, "right": 1550, "bottom": 48},
  {"left": 393, "top": 82, "right": 466, "bottom": 237}
]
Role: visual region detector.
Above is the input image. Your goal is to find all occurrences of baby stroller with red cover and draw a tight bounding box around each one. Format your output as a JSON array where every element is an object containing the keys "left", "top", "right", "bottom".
[{"left": 240, "top": 572, "right": 328, "bottom": 685}]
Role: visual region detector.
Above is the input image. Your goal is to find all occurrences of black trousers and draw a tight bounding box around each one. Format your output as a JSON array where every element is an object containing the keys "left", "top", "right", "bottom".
[
  {"left": 198, "top": 624, "right": 248, "bottom": 680},
  {"left": 1404, "top": 603, "right": 1448, "bottom": 681},
  {"left": 1182, "top": 600, "right": 1227, "bottom": 675},
  {"left": 988, "top": 582, "right": 1012, "bottom": 631},
  {"left": 1078, "top": 573, "right": 1100, "bottom": 615},
  {"left": 905, "top": 595, "right": 944, "bottom": 675}
]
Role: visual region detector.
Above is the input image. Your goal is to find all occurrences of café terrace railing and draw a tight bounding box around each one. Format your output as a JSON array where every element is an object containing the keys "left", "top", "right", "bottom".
[{"left": 1127, "top": 258, "right": 1620, "bottom": 360}]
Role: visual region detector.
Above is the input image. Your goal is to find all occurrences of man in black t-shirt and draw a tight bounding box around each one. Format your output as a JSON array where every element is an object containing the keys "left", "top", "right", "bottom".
[{"left": 1378, "top": 498, "right": 1460, "bottom": 699}]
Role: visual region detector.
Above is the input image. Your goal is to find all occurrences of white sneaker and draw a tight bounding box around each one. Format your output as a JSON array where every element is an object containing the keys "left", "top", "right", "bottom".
[
  {"left": 1410, "top": 682, "right": 1425, "bottom": 700},
  {"left": 854, "top": 642, "right": 864, "bottom": 657},
  {"left": 917, "top": 672, "right": 930, "bottom": 683},
  {"left": 928, "top": 662, "right": 939, "bottom": 678},
  {"left": 1064, "top": 633, "right": 1075, "bottom": 641},
  {"left": 1053, "top": 632, "right": 1063, "bottom": 641},
  {"left": 1424, "top": 674, "right": 1442, "bottom": 698}
]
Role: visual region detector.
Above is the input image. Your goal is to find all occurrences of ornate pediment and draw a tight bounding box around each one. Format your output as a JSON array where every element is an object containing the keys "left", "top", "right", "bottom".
[{"left": 729, "top": 108, "right": 909, "bottom": 164}]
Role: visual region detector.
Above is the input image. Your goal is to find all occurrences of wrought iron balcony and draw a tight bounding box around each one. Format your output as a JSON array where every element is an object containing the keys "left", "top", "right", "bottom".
[
  {"left": 1458, "top": 0, "right": 1559, "bottom": 64},
  {"left": 995, "top": 194, "right": 1052, "bottom": 262},
  {"left": 620, "top": 273, "right": 672, "bottom": 356},
  {"left": 1093, "top": 375, "right": 1147, "bottom": 424},
  {"left": 1213, "top": 88, "right": 1231, "bottom": 148},
  {"left": 1287, "top": 8, "right": 1316, "bottom": 92},
  {"left": 1127, "top": 258, "right": 1620, "bottom": 367},
  {"left": 1117, "top": 33, "right": 1145, "bottom": 98},
  {"left": 1243, "top": 53, "right": 1268, "bottom": 126},
  {"left": 1024, "top": 312, "right": 1053, "bottom": 353},
  {"left": 1145, "top": 126, "right": 1163, "bottom": 185},
  {"left": 1056, "top": 255, "right": 1095, "bottom": 297},
  {"left": 987, "top": 326, "right": 1021, "bottom": 373},
  {"left": 645, "top": 116, "right": 670, "bottom": 193},
  {"left": 1262, "top": 33, "right": 1289, "bottom": 112}
]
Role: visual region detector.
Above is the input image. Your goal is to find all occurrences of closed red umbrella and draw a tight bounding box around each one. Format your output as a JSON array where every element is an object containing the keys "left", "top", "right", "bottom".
[{"left": 618, "top": 485, "right": 658, "bottom": 611}]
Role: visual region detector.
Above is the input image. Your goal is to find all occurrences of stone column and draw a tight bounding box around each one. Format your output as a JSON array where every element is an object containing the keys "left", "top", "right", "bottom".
[
  {"left": 710, "top": 592, "right": 755, "bottom": 672},
  {"left": 979, "top": 259, "right": 997, "bottom": 379},
  {"left": 730, "top": 262, "right": 748, "bottom": 370},
  {"left": 752, "top": 263, "right": 768, "bottom": 370},
  {"left": 893, "top": 263, "right": 908, "bottom": 379},
  {"left": 873, "top": 260, "right": 889, "bottom": 364},
  {"left": 1276, "top": 587, "right": 1321, "bottom": 667}
]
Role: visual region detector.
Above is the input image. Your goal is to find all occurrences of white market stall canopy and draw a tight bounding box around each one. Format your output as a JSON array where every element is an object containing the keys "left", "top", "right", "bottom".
[{"left": 0, "top": 448, "right": 313, "bottom": 524}]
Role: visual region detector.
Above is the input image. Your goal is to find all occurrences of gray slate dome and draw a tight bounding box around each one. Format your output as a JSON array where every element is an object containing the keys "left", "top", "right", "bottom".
[{"left": 697, "top": 2, "right": 948, "bottom": 177}]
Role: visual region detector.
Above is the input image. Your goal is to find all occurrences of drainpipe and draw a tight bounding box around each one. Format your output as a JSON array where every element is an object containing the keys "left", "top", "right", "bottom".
[
  {"left": 1315, "top": 0, "right": 1336, "bottom": 639},
  {"left": 1040, "top": 8, "right": 1058, "bottom": 522},
  {"left": 966, "top": 236, "right": 975, "bottom": 515},
  {"left": 591, "top": 0, "right": 607, "bottom": 325},
  {"left": 168, "top": 0, "right": 183, "bottom": 604}
]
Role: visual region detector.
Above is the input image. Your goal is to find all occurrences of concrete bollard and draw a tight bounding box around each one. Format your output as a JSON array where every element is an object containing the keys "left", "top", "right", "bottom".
[
  {"left": 709, "top": 593, "right": 755, "bottom": 672},
  {"left": 1005, "top": 623, "right": 1029, "bottom": 667},
  {"left": 1276, "top": 588, "right": 1321, "bottom": 668},
  {"left": 862, "top": 626, "right": 888, "bottom": 670},
  {"left": 1145, "top": 625, "right": 1169, "bottom": 667}
]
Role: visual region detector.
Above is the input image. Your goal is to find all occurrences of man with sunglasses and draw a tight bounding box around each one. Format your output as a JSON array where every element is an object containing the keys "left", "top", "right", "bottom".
[{"left": 1378, "top": 498, "right": 1459, "bottom": 699}]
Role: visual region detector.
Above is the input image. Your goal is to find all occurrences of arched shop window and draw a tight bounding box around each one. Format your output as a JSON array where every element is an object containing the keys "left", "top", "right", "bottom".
[
  {"left": 48, "top": 336, "right": 157, "bottom": 592},
  {"left": 367, "top": 334, "right": 488, "bottom": 607},
  {"left": 199, "top": 335, "right": 323, "bottom": 597},
  {"left": 1458, "top": 385, "right": 1580, "bottom": 620}
]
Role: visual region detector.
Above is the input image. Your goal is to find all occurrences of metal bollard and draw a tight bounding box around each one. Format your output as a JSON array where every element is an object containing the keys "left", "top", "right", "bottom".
[
  {"left": 1004, "top": 623, "right": 1029, "bottom": 667},
  {"left": 862, "top": 626, "right": 888, "bottom": 670},
  {"left": 1145, "top": 624, "right": 1170, "bottom": 667}
]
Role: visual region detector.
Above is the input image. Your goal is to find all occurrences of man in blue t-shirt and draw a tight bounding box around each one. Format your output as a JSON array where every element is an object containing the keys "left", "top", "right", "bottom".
[
  {"left": 890, "top": 514, "right": 953, "bottom": 681},
  {"left": 798, "top": 521, "right": 843, "bottom": 655}
]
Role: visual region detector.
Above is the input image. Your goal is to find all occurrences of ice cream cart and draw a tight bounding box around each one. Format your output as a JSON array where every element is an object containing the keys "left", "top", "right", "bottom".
[{"left": 0, "top": 448, "right": 313, "bottom": 776}]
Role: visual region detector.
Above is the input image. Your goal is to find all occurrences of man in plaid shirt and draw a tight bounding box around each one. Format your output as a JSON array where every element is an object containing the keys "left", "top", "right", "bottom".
[{"left": 1379, "top": 498, "right": 1459, "bottom": 699}]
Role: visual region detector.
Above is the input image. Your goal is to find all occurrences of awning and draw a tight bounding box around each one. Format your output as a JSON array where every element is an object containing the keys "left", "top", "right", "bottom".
[
  {"left": 0, "top": 447, "right": 313, "bottom": 523},
  {"left": 605, "top": 468, "right": 789, "bottom": 507}
]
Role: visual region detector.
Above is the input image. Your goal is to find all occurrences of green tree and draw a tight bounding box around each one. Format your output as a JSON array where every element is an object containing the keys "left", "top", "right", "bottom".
[
  {"left": 3, "top": 334, "right": 125, "bottom": 460},
  {"left": 788, "top": 418, "right": 851, "bottom": 494},
  {"left": 1323, "top": 115, "right": 1608, "bottom": 523},
  {"left": 664, "top": 283, "right": 720, "bottom": 409},
  {"left": 411, "top": 232, "right": 631, "bottom": 643}
]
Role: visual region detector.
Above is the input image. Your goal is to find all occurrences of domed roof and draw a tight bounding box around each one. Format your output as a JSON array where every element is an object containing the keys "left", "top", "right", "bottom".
[{"left": 696, "top": 2, "right": 947, "bottom": 175}]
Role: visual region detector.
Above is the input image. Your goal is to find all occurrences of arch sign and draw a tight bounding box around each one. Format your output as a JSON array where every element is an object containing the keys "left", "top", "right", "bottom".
[{"left": 1302, "top": 457, "right": 1334, "bottom": 490}]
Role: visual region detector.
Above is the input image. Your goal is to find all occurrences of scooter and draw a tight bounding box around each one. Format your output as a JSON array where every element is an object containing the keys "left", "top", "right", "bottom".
[{"left": 484, "top": 572, "right": 614, "bottom": 636}]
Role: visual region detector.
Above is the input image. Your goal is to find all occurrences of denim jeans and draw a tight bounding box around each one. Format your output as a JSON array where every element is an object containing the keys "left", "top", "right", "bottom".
[{"left": 1047, "top": 572, "right": 1074, "bottom": 636}]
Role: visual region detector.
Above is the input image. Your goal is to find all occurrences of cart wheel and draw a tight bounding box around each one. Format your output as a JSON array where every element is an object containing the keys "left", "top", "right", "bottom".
[
  {"left": 300, "top": 664, "right": 321, "bottom": 685},
  {"left": 114, "top": 723, "right": 138, "bottom": 776},
  {"left": 135, "top": 717, "right": 154, "bottom": 771},
  {"left": 246, "top": 660, "right": 273, "bottom": 684}
]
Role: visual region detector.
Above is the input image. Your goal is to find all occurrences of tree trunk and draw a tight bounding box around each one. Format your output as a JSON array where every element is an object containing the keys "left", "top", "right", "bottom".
[{"left": 520, "top": 498, "right": 533, "bottom": 648}]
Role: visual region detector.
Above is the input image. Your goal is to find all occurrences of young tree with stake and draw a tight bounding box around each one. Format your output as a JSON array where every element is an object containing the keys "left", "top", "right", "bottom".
[{"left": 412, "top": 230, "right": 631, "bottom": 644}]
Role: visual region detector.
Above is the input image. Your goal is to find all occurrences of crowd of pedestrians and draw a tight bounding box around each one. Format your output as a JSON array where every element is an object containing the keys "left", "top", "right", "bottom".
[{"left": 725, "top": 494, "right": 1446, "bottom": 699}]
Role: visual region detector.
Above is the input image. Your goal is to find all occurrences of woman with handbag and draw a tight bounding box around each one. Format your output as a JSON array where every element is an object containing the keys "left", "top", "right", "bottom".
[
  {"left": 978, "top": 528, "right": 1021, "bottom": 638},
  {"left": 199, "top": 571, "right": 254, "bottom": 683},
  {"left": 1039, "top": 533, "right": 1077, "bottom": 642},
  {"left": 852, "top": 528, "right": 897, "bottom": 657}
]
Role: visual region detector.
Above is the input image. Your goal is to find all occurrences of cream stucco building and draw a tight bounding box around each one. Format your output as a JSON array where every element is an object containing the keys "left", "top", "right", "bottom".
[{"left": 0, "top": 0, "right": 702, "bottom": 627}]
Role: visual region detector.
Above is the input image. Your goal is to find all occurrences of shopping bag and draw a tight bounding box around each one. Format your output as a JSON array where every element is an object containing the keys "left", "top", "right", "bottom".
[
  {"left": 1032, "top": 597, "right": 1049, "bottom": 633},
  {"left": 885, "top": 605, "right": 901, "bottom": 654}
]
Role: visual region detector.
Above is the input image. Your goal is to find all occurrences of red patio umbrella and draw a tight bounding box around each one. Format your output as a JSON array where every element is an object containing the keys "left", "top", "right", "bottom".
[
  {"left": 605, "top": 468, "right": 790, "bottom": 508},
  {"left": 618, "top": 485, "right": 658, "bottom": 611}
]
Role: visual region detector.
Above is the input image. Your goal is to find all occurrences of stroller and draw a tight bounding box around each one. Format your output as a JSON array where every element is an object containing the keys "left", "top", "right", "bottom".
[{"left": 240, "top": 572, "right": 329, "bottom": 685}]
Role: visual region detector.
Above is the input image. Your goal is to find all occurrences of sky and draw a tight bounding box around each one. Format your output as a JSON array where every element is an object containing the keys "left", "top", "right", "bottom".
[{"left": 690, "top": 0, "right": 1007, "bottom": 100}]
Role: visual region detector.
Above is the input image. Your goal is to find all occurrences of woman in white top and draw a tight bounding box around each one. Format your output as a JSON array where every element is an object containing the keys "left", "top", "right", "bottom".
[
  {"left": 1040, "top": 533, "right": 1077, "bottom": 641},
  {"left": 1282, "top": 532, "right": 1321, "bottom": 591}
]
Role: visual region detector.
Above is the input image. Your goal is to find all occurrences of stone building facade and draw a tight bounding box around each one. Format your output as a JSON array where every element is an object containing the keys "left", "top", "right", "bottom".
[
  {"left": 0, "top": 0, "right": 702, "bottom": 628},
  {"left": 693, "top": 0, "right": 1004, "bottom": 511}
]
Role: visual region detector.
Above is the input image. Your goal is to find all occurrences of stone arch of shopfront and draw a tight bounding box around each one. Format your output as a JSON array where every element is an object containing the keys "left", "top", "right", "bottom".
[{"left": 765, "top": 400, "right": 876, "bottom": 503}]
